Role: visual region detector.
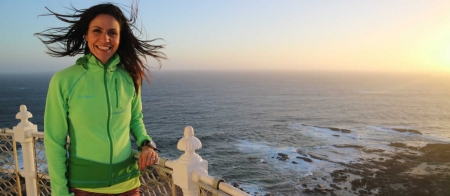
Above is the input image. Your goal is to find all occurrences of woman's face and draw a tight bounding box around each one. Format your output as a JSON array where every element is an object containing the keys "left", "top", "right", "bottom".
[{"left": 85, "top": 14, "right": 120, "bottom": 65}]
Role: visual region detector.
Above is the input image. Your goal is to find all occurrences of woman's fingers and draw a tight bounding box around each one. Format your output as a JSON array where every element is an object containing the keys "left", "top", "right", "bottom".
[
  {"left": 139, "top": 153, "right": 145, "bottom": 170},
  {"left": 139, "top": 148, "right": 159, "bottom": 170},
  {"left": 139, "top": 150, "right": 149, "bottom": 170},
  {"left": 150, "top": 150, "right": 158, "bottom": 164}
]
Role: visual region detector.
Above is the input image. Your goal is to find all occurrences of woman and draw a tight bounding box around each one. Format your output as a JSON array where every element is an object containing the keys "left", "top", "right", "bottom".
[{"left": 36, "top": 3, "right": 166, "bottom": 196}]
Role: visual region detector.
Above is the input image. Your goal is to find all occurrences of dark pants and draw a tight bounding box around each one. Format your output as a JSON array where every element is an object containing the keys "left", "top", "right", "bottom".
[{"left": 70, "top": 187, "right": 140, "bottom": 196}]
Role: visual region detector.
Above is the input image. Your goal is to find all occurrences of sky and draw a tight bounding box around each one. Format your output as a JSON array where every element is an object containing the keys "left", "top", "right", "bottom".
[{"left": 1, "top": 0, "right": 450, "bottom": 74}]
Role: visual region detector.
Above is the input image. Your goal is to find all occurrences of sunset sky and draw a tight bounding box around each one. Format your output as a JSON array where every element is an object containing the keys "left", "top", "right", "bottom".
[{"left": 1, "top": 0, "right": 449, "bottom": 73}]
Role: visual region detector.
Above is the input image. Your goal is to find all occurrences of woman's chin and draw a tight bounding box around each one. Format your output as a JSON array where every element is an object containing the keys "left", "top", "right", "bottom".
[{"left": 93, "top": 54, "right": 113, "bottom": 64}]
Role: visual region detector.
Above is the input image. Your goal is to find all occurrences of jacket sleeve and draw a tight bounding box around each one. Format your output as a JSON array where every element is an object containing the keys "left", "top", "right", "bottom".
[
  {"left": 44, "top": 73, "right": 74, "bottom": 196},
  {"left": 130, "top": 88, "right": 152, "bottom": 147}
]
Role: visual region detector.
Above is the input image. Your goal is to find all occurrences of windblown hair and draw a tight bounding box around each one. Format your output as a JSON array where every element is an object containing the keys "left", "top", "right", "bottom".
[{"left": 35, "top": 3, "right": 166, "bottom": 93}]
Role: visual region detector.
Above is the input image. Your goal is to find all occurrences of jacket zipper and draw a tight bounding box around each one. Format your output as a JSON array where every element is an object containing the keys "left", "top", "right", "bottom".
[
  {"left": 104, "top": 68, "right": 113, "bottom": 186},
  {"left": 115, "top": 78, "right": 118, "bottom": 108}
]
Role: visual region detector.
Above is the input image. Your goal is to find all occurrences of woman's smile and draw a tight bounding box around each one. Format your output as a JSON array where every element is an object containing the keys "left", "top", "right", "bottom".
[{"left": 96, "top": 45, "right": 112, "bottom": 51}]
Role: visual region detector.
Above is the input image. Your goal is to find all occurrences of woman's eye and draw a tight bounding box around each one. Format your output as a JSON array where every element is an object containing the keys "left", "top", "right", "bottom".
[
  {"left": 93, "top": 29, "right": 101, "bottom": 33},
  {"left": 108, "top": 31, "right": 117, "bottom": 36}
]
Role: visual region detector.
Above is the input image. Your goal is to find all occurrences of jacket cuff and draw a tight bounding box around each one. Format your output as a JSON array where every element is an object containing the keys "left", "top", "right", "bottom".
[{"left": 137, "top": 136, "right": 152, "bottom": 148}]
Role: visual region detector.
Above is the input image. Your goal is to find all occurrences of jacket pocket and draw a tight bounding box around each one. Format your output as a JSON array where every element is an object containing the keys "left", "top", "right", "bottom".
[{"left": 115, "top": 78, "right": 119, "bottom": 108}]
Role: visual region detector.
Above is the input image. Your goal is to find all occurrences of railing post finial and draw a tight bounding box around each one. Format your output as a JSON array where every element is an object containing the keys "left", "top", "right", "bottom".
[
  {"left": 171, "top": 126, "right": 208, "bottom": 196},
  {"left": 13, "top": 104, "right": 38, "bottom": 196},
  {"left": 16, "top": 105, "right": 33, "bottom": 127}
]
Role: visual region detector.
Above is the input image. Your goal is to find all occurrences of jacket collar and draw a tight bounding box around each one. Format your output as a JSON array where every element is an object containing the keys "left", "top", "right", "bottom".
[{"left": 76, "top": 53, "right": 120, "bottom": 72}]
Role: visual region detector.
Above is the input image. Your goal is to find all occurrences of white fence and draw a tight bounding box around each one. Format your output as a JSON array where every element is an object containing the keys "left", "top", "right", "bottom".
[{"left": 0, "top": 105, "right": 249, "bottom": 196}]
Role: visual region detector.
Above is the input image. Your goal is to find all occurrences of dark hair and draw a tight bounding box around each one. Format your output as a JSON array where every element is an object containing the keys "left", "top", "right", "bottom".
[{"left": 35, "top": 3, "right": 166, "bottom": 93}]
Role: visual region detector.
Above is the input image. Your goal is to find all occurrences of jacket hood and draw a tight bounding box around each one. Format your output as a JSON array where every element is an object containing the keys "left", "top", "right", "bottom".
[{"left": 76, "top": 53, "right": 121, "bottom": 72}]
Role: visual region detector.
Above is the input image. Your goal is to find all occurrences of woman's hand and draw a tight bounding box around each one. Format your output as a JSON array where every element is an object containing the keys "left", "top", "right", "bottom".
[{"left": 139, "top": 145, "right": 159, "bottom": 170}]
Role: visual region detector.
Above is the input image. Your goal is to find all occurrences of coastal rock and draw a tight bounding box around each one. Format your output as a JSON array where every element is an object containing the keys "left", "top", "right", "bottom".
[
  {"left": 313, "top": 185, "right": 328, "bottom": 195},
  {"left": 419, "top": 143, "right": 450, "bottom": 162},
  {"left": 297, "top": 150, "right": 308, "bottom": 157},
  {"left": 277, "top": 153, "right": 289, "bottom": 161},
  {"left": 330, "top": 170, "right": 348, "bottom": 183},
  {"left": 388, "top": 142, "right": 420, "bottom": 151},
  {"left": 325, "top": 142, "right": 450, "bottom": 196},
  {"left": 350, "top": 179, "right": 363, "bottom": 190},
  {"left": 330, "top": 183, "right": 341, "bottom": 190},
  {"left": 420, "top": 143, "right": 450, "bottom": 153},
  {"left": 333, "top": 144, "right": 364, "bottom": 149},
  {"left": 392, "top": 128, "right": 422, "bottom": 135},
  {"left": 278, "top": 153, "right": 288, "bottom": 156},
  {"left": 320, "top": 126, "right": 352, "bottom": 133},
  {"left": 308, "top": 153, "right": 328, "bottom": 162},
  {"left": 358, "top": 190, "right": 368, "bottom": 194},
  {"left": 362, "top": 148, "right": 385, "bottom": 153},
  {"left": 300, "top": 124, "right": 352, "bottom": 133},
  {"left": 303, "top": 188, "right": 314, "bottom": 193},
  {"left": 389, "top": 142, "right": 408, "bottom": 148},
  {"left": 296, "top": 156, "right": 313, "bottom": 162}
]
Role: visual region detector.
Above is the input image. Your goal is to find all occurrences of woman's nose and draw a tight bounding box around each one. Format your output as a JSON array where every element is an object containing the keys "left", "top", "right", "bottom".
[{"left": 102, "top": 33, "right": 110, "bottom": 42}]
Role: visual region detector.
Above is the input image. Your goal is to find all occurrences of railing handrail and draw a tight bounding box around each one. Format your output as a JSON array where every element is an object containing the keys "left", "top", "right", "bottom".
[
  {"left": 31, "top": 132, "right": 44, "bottom": 138},
  {"left": 0, "top": 127, "right": 14, "bottom": 134},
  {"left": 195, "top": 171, "right": 249, "bottom": 196}
]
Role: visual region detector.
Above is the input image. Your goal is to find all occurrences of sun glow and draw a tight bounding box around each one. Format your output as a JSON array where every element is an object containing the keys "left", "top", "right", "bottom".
[
  {"left": 428, "top": 41, "right": 450, "bottom": 72},
  {"left": 443, "top": 46, "right": 450, "bottom": 65}
]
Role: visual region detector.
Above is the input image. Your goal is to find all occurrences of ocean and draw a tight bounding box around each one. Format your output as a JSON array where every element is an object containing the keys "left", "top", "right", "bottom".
[{"left": 1, "top": 71, "right": 450, "bottom": 195}]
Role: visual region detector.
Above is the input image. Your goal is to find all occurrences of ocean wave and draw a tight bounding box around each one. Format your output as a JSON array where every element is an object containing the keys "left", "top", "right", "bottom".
[
  {"left": 367, "top": 125, "right": 419, "bottom": 135},
  {"left": 366, "top": 125, "right": 450, "bottom": 144},
  {"left": 235, "top": 140, "right": 315, "bottom": 176},
  {"left": 288, "top": 123, "right": 359, "bottom": 142}
]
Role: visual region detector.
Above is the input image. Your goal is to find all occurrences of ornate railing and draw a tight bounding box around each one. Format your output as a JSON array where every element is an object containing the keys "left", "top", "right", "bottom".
[
  {"left": 0, "top": 105, "right": 249, "bottom": 196},
  {"left": 33, "top": 133, "right": 51, "bottom": 196},
  {"left": 0, "top": 129, "right": 22, "bottom": 195},
  {"left": 139, "top": 162, "right": 176, "bottom": 195}
]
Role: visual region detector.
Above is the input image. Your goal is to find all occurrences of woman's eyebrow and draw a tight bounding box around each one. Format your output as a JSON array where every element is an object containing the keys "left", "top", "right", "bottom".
[{"left": 92, "top": 26, "right": 118, "bottom": 31}]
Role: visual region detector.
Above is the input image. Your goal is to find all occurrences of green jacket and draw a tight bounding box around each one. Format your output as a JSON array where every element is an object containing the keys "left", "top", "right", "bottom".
[{"left": 44, "top": 53, "right": 151, "bottom": 196}]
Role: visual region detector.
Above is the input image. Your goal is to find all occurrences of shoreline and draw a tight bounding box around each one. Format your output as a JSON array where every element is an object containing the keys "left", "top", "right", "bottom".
[{"left": 246, "top": 142, "right": 450, "bottom": 196}]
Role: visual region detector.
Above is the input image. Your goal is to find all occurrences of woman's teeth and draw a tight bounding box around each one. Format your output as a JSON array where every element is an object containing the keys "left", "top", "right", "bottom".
[{"left": 97, "top": 46, "right": 110, "bottom": 50}]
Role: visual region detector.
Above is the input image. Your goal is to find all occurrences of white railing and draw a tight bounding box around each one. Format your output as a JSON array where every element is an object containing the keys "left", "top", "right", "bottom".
[{"left": 0, "top": 105, "right": 249, "bottom": 196}]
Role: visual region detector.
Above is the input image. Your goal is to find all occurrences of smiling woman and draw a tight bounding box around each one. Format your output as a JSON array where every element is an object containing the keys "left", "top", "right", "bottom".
[{"left": 34, "top": 3, "right": 166, "bottom": 196}]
